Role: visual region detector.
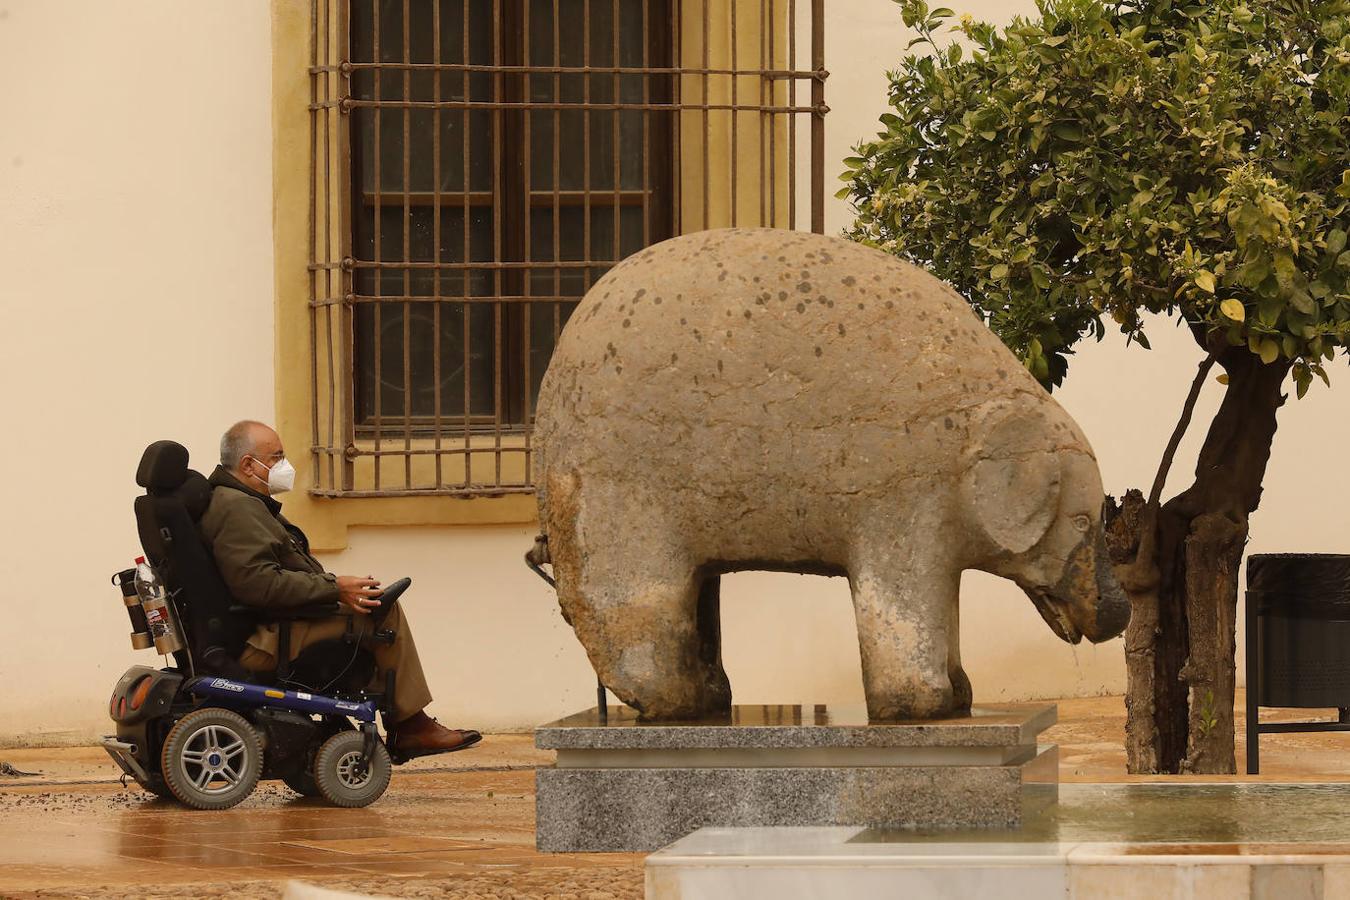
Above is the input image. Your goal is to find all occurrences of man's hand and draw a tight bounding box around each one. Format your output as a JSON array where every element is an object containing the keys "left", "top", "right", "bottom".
[{"left": 337, "top": 575, "right": 383, "bottom": 614}]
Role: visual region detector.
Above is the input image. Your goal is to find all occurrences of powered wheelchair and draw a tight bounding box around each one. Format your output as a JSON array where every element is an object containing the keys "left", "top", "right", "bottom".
[{"left": 103, "top": 440, "right": 410, "bottom": 810}]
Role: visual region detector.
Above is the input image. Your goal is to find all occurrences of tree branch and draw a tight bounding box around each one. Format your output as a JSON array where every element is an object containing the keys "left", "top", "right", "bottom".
[
  {"left": 1120, "top": 351, "right": 1216, "bottom": 594},
  {"left": 1149, "top": 353, "right": 1217, "bottom": 510}
]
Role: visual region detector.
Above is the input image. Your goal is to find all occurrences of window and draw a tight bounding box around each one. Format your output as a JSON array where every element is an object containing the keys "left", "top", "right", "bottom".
[{"left": 309, "top": 0, "right": 826, "bottom": 496}]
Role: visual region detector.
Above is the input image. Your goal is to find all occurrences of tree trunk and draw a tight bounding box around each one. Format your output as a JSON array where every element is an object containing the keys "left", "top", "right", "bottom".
[{"left": 1109, "top": 347, "right": 1290, "bottom": 774}]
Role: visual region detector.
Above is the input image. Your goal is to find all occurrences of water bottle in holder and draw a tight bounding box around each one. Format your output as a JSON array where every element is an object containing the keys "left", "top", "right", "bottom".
[
  {"left": 133, "top": 556, "right": 183, "bottom": 655},
  {"left": 113, "top": 567, "right": 154, "bottom": 650}
]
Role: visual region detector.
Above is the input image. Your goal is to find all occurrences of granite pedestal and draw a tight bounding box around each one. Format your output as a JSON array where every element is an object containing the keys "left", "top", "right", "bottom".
[{"left": 535, "top": 703, "right": 1058, "bottom": 852}]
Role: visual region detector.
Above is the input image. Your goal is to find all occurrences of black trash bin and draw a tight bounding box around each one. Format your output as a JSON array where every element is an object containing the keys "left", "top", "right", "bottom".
[{"left": 1246, "top": 553, "right": 1350, "bottom": 773}]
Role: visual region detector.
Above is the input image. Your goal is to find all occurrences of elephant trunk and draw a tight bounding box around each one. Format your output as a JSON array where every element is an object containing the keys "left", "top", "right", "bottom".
[{"left": 1026, "top": 532, "right": 1131, "bottom": 645}]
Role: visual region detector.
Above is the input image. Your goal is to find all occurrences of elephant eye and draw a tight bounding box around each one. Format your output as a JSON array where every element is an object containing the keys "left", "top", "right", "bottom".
[{"left": 1071, "top": 514, "right": 1091, "bottom": 532}]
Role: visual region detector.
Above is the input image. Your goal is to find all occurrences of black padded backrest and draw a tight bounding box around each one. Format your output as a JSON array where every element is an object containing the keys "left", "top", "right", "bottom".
[
  {"left": 134, "top": 442, "right": 252, "bottom": 677},
  {"left": 137, "top": 440, "right": 189, "bottom": 490}
]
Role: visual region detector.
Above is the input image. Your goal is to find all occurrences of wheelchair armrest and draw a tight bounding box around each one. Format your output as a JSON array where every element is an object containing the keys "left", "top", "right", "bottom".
[
  {"left": 370, "top": 577, "right": 411, "bottom": 626},
  {"left": 228, "top": 603, "right": 342, "bottom": 621}
]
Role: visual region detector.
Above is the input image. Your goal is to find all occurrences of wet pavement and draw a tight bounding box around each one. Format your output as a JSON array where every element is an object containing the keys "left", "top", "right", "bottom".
[
  {"left": 3, "top": 693, "right": 1350, "bottom": 897},
  {"left": 0, "top": 736, "right": 644, "bottom": 899}
]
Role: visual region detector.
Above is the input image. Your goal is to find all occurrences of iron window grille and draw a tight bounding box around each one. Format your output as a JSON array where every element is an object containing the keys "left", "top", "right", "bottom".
[{"left": 309, "top": 0, "right": 826, "bottom": 496}]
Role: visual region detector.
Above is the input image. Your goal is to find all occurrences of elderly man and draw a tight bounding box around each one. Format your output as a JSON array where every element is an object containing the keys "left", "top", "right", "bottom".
[{"left": 198, "top": 420, "right": 480, "bottom": 757}]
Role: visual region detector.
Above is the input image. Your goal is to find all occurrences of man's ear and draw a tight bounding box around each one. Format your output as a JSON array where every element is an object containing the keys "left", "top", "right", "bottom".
[{"left": 962, "top": 404, "right": 1062, "bottom": 555}]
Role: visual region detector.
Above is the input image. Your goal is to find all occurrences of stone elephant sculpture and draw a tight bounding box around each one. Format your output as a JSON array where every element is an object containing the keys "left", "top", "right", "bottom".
[{"left": 532, "top": 227, "right": 1129, "bottom": 721}]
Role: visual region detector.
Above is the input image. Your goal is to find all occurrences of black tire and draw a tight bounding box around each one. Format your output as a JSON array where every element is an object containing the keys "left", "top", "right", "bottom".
[
  {"left": 160, "top": 708, "right": 262, "bottom": 810},
  {"left": 313, "top": 731, "right": 391, "bottom": 808},
  {"left": 282, "top": 767, "right": 321, "bottom": 797}
]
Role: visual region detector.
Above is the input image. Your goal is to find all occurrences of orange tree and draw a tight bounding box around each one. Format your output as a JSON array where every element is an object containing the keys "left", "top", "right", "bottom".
[{"left": 842, "top": 0, "right": 1350, "bottom": 773}]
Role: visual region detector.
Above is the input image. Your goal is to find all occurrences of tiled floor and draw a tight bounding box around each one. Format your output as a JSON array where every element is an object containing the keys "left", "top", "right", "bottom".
[{"left": 2, "top": 692, "right": 1349, "bottom": 897}]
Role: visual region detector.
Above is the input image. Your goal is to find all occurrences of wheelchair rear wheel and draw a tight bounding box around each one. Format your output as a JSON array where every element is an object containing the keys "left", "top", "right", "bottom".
[
  {"left": 313, "top": 730, "right": 391, "bottom": 808},
  {"left": 160, "top": 708, "right": 262, "bottom": 810}
]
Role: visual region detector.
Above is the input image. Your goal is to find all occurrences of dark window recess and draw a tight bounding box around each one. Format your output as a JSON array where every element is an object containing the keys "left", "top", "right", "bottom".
[{"left": 348, "top": 0, "right": 675, "bottom": 431}]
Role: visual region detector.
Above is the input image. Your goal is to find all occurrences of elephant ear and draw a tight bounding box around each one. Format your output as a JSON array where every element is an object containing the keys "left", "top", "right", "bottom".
[{"left": 964, "top": 406, "right": 1062, "bottom": 555}]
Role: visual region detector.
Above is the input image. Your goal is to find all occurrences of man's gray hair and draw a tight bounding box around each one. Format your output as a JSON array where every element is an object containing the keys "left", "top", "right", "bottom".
[{"left": 220, "top": 420, "right": 267, "bottom": 468}]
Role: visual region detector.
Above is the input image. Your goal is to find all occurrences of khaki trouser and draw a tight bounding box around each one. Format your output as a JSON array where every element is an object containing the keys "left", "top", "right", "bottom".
[{"left": 239, "top": 601, "right": 433, "bottom": 722}]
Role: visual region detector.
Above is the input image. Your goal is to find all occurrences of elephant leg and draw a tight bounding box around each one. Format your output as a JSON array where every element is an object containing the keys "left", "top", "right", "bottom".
[
  {"left": 695, "top": 574, "right": 731, "bottom": 703},
  {"left": 555, "top": 543, "right": 730, "bottom": 721},
  {"left": 848, "top": 565, "right": 962, "bottom": 720},
  {"left": 947, "top": 598, "right": 973, "bottom": 712}
]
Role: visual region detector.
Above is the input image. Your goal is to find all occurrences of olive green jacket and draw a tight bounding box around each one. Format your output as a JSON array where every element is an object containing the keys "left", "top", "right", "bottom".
[{"left": 198, "top": 466, "right": 340, "bottom": 610}]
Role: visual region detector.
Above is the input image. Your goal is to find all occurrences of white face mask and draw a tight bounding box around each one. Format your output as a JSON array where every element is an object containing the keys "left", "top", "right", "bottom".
[{"left": 252, "top": 456, "right": 296, "bottom": 495}]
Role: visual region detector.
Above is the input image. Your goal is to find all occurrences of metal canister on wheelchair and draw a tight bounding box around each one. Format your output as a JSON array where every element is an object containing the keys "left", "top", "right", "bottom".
[
  {"left": 115, "top": 561, "right": 185, "bottom": 655},
  {"left": 112, "top": 567, "right": 154, "bottom": 651}
]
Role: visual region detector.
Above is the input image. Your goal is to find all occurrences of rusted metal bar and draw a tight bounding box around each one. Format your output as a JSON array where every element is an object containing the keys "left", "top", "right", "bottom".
[
  {"left": 348, "top": 259, "right": 641, "bottom": 269},
  {"left": 583, "top": 0, "right": 593, "bottom": 294},
  {"left": 312, "top": 487, "right": 534, "bottom": 498},
  {"left": 759, "top": 0, "right": 768, "bottom": 227},
  {"left": 309, "top": 0, "right": 321, "bottom": 491},
  {"left": 372, "top": 0, "right": 383, "bottom": 492},
  {"left": 612, "top": 0, "right": 621, "bottom": 277},
  {"left": 731, "top": 0, "right": 738, "bottom": 227},
  {"left": 702, "top": 0, "right": 710, "bottom": 230},
  {"left": 402, "top": 0, "right": 413, "bottom": 491},
  {"left": 432, "top": 0, "right": 443, "bottom": 489},
  {"left": 462, "top": 0, "right": 473, "bottom": 489},
  {"left": 339, "top": 444, "right": 530, "bottom": 457},
  {"left": 670, "top": 0, "right": 680, "bottom": 234},
  {"left": 788, "top": 0, "right": 796, "bottom": 230},
  {"left": 641, "top": 0, "right": 651, "bottom": 248},
  {"left": 522, "top": 0, "right": 534, "bottom": 475},
  {"left": 333, "top": 98, "right": 817, "bottom": 112},
  {"left": 492, "top": 0, "right": 504, "bottom": 487},
  {"left": 360, "top": 190, "right": 653, "bottom": 206},
  {"left": 316, "top": 293, "right": 613, "bottom": 306},
  {"left": 810, "top": 0, "right": 825, "bottom": 234},
  {"left": 338, "top": 0, "right": 354, "bottom": 493},
  {"left": 767, "top": 0, "right": 776, "bottom": 226},
  {"left": 329, "top": 62, "right": 818, "bottom": 77},
  {"left": 552, "top": 0, "right": 562, "bottom": 373}
]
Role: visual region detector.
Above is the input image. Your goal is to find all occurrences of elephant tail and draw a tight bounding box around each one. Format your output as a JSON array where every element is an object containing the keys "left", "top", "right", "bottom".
[{"left": 525, "top": 468, "right": 582, "bottom": 594}]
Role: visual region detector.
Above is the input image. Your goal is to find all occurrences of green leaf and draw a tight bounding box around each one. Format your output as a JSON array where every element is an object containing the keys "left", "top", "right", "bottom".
[
  {"left": 1195, "top": 270, "right": 1216, "bottom": 293},
  {"left": 1052, "top": 123, "right": 1083, "bottom": 142},
  {"left": 990, "top": 263, "right": 1009, "bottom": 279},
  {"left": 1258, "top": 339, "right": 1279, "bottom": 365},
  {"left": 1220, "top": 298, "right": 1246, "bottom": 322},
  {"left": 1328, "top": 229, "right": 1347, "bottom": 256}
]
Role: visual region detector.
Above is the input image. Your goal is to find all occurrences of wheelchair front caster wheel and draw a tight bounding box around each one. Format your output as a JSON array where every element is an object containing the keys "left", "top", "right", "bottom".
[
  {"left": 313, "top": 730, "right": 391, "bottom": 808},
  {"left": 160, "top": 707, "right": 262, "bottom": 810}
]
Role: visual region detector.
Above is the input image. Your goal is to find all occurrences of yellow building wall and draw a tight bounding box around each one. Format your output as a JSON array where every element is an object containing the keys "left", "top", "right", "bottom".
[{"left": 0, "top": 1, "right": 277, "bottom": 742}]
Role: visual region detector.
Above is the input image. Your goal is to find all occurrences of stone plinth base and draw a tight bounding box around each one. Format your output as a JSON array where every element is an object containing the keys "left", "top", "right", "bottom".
[{"left": 535, "top": 704, "right": 1058, "bottom": 852}]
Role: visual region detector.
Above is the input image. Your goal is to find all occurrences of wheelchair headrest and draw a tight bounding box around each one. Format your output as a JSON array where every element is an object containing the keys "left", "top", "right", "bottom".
[{"left": 136, "top": 441, "right": 189, "bottom": 490}]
